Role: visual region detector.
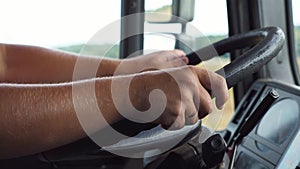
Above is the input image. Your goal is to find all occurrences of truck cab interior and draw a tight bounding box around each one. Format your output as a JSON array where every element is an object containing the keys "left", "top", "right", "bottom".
[{"left": 0, "top": 0, "right": 299, "bottom": 168}]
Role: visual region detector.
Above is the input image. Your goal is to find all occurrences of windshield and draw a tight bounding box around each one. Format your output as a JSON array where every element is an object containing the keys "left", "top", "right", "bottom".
[{"left": 0, "top": 0, "right": 121, "bottom": 58}]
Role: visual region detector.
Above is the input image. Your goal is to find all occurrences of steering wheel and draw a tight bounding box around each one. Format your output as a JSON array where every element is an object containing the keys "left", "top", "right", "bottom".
[
  {"left": 42, "top": 27, "right": 285, "bottom": 161},
  {"left": 95, "top": 27, "right": 285, "bottom": 156}
]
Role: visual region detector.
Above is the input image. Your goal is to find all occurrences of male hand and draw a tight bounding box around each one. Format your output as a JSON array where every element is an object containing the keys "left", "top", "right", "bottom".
[
  {"left": 130, "top": 66, "right": 228, "bottom": 130},
  {"left": 117, "top": 50, "right": 188, "bottom": 75},
  {"left": 135, "top": 50, "right": 188, "bottom": 69}
]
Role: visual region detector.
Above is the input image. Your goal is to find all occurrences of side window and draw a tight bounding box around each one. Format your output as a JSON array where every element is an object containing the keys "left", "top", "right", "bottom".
[
  {"left": 293, "top": 0, "right": 300, "bottom": 71},
  {"left": 145, "top": 0, "right": 234, "bottom": 130},
  {"left": 0, "top": 0, "right": 121, "bottom": 58}
]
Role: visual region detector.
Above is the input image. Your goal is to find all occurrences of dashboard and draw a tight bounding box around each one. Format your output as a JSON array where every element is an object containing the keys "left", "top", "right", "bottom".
[{"left": 224, "top": 80, "right": 300, "bottom": 169}]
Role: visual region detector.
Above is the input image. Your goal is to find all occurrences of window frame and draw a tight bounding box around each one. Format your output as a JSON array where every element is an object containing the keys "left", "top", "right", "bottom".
[
  {"left": 120, "top": 0, "right": 145, "bottom": 59},
  {"left": 286, "top": 0, "right": 300, "bottom": 85}
]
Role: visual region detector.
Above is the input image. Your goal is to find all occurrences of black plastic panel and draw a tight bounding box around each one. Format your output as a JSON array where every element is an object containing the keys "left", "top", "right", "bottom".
[{"left": 225, "top": 80, "right": 300, "bottom": 168}]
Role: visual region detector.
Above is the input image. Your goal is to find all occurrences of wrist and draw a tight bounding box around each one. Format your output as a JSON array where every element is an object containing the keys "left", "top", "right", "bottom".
[
  {"left": 94, "top": 74, "right": 149, "bottom": 122},
  {"left": 94, "top": 77, "right": 122, "bottom": 124},
  {"left": 129, "top": 72, "right": 151, "bottom": 111},
  {"left": 114, "top": 58, "right": 140, "bottom": 75},
  {"left": 96, "top": 58, "right": 121, "bottom": 77}
]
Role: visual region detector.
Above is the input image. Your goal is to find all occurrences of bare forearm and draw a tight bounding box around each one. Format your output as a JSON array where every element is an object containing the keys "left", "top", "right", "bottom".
[
  {"left": 0, "top": 44, "right": 189, "bottom": 83},
  {"left": 0, "top": 43, "right": 121, "bottom": 83},
  {"left": 0, "top": 66, "right": 229, "bottom": 159},
  {"left": 0, "top": 78, "right": 122, "bottom": 159}
]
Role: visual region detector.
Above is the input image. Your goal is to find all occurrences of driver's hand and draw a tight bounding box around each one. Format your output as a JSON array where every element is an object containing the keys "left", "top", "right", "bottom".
[
  {"left": 130, "top": 66, "right": 228, "bottom": 130},
  {"left": 117, "top": 50, "right": 189, "bottom": 75},
  {"left": 135, "top": 50, "right": 189, "bottom": 69}
]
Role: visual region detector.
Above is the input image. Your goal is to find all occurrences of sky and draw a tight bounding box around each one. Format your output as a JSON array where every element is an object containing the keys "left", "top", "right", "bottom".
[
  {"left": 0, "top": 0, "right": 122, "bottom": 47},
  {"left": 0, "top": 0, "right": 298, "bottom": 48},
  {"left": 293, "top": 0, "right": 300, "bottom": 25}
]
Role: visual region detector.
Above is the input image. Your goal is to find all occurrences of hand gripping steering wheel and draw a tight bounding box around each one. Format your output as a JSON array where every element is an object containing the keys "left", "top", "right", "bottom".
[
  {"left": 101, "top": 26, "right": 285, "bottom": 156},
  {"left": 42, "top": 27, "right": 285, "bottom": 161}
]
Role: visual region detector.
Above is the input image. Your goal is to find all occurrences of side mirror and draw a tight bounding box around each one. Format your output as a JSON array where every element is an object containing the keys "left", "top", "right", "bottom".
[{"left": 145, "top": 0, "right": 195, "bottom": 23}]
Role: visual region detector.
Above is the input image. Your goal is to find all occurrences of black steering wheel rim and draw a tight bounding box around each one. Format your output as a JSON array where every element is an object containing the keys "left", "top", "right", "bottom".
[{"left": 187, "top": 26, "right": 285, "bottom": 88}]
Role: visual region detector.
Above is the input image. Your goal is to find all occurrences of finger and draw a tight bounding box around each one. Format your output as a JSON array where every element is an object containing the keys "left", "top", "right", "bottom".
[
  {"left": 196, "top": 84, "right": 213, "bottom": 118},
  {"left": 213, "top": 75, "right": 229, "bottom": 109},
  {"left": 177, "top": 55, "right": 189, "bottom": 65},
  {"left": 169, "top": 111, "right": 185, "bottom": 130},
  {"left": 209, "top": 73, "right": 228, "bottom": 109},
  {"left": 185, "top": 105, "right": 199, "bottom": 125},
  {"left": 160, "top": 105, "right": 186, "bottom": 130},
  {"left": 172, "top": 57, "right": 188, "bottom": 66},
  {"left": 194, "top": 68, "right": 228, "bottom": 110},
  {"left": 173, "top": 49, "right": 189, "bottom": 64}
]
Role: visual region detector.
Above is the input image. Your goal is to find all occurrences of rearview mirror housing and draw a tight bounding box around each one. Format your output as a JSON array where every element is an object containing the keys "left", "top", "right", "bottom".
[{"left": 145, "top": 0, "right": 195, "bottom": 23}]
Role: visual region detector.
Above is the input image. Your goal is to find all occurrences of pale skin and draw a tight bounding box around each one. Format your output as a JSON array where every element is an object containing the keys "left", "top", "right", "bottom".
[{"left": 0, "top": 43, "right": 228, "bottom": 159}]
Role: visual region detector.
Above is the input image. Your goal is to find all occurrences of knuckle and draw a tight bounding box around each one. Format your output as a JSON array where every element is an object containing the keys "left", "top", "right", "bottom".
[
  {"left": 171, "top": 110, "right": 180, "bottom": 117},
  {"left": 202, "top": 98, "right": 213, "bottom": 112},
  {"left": 171, "top": 106, "right": 183, "bottom": 117},
  {"left": 203, "top": 97, "right": 212, "bottom": 105},
  {"left": 166, "top": 103, "right": 182, "bottom": 117}
]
